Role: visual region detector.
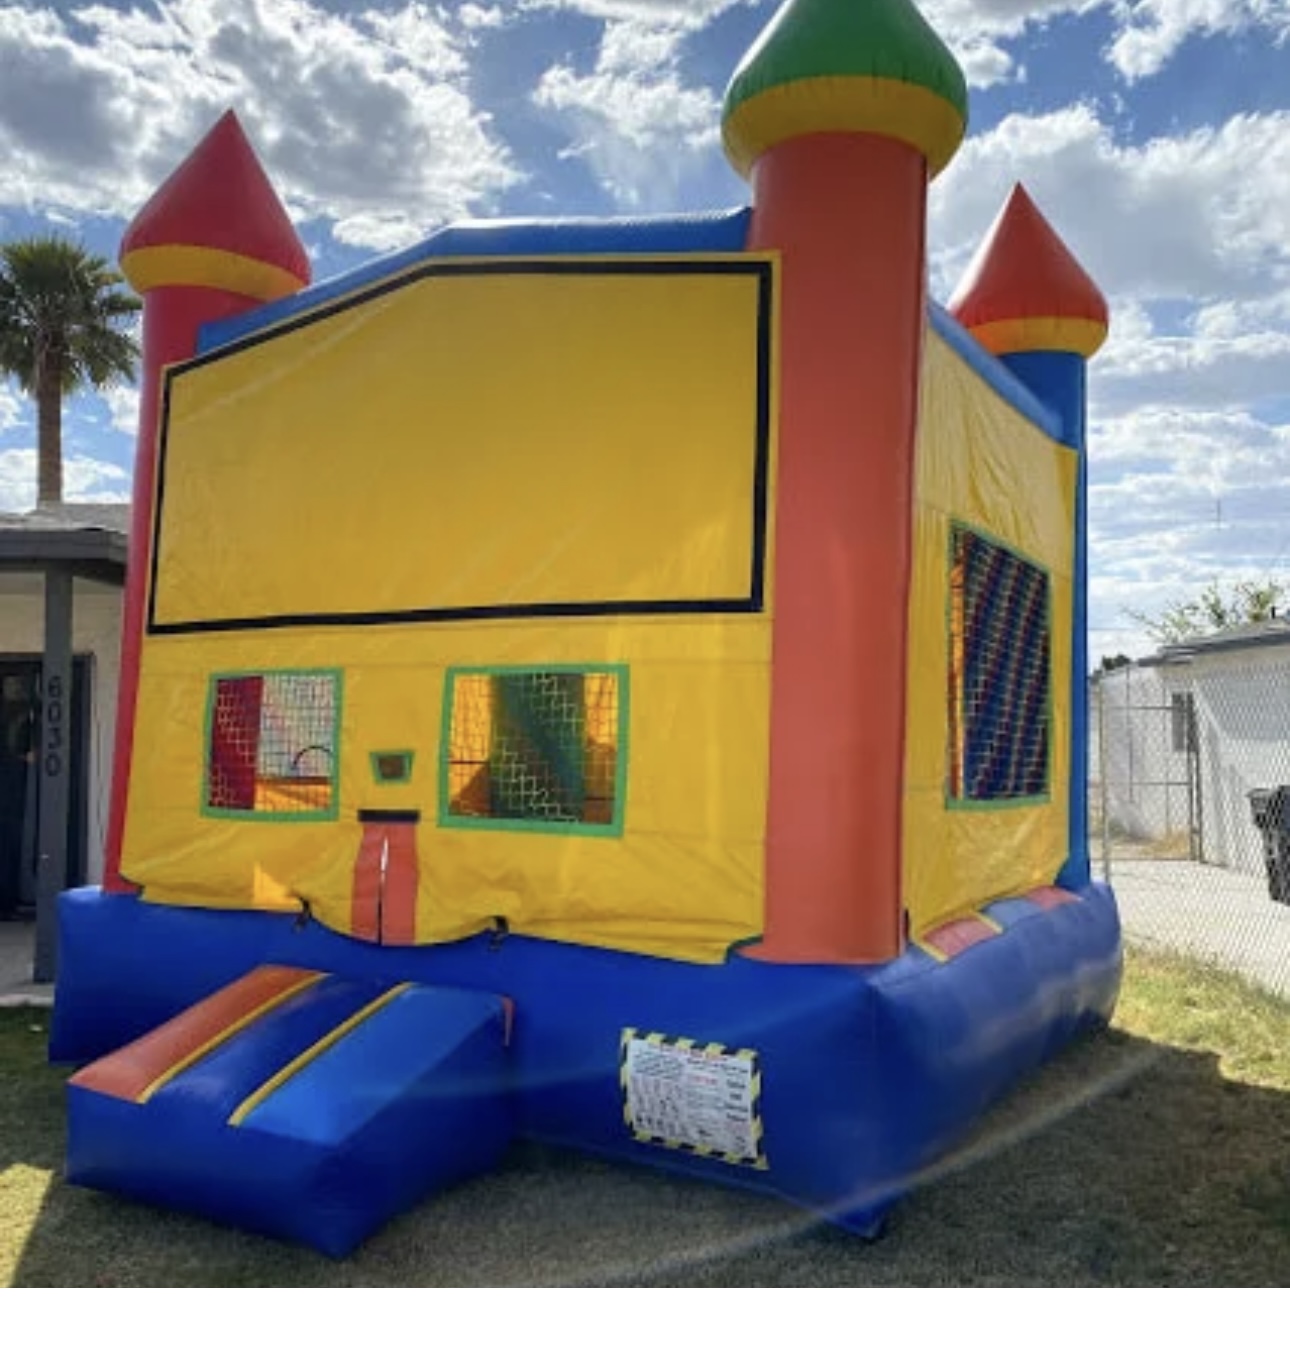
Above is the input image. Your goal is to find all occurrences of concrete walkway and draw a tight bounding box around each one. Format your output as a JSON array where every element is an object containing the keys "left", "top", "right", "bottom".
[
  {"left": 1109, "top": 857, "right": 1290, "bottom": 999},
  {"left": 0, "top": 919, "right": 53, "bottom": 1007}
]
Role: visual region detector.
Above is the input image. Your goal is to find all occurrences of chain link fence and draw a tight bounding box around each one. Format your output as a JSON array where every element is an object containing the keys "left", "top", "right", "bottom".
[{"left": 1092, "top": 649, "right": 1290, "bottom": 997}]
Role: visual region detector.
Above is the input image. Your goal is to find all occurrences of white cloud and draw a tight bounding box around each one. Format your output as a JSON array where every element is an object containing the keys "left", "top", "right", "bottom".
[
  {"left": 64, "top": 452, "right": 130, "bottom": 501},
  {"left": 1084, "top": 312, "right": 1290, "bottom": 627},
  {"left": 921, "top": 1, "right": 1099, "bottom": 86},
  {"left": 1091, "top": 408, "right": 1290, "bottom": 483},
  {"left": 924, "top": 1, "right": 1290, "bottom": 88},
  {"left": 458, "top": 3, "right": 506, "bottom": 28},
  {"left": 1096, "top": 329, "right": 1290, "bottom": 416},
  {"left": 0, "top": 0, "right": 519, "bottom": 250},
  {"left": 0, "top": 447, "right": 129, "bottom": 511},
  {"left": 1088, "top": 435, "right": 1290, "bottom": 648},
  {"left": 0, "top": 387, "right": 24, "bottom": 433},
  {"left": 359, "top": 3, "right": 467, "bottom": 76},
  {"left": 524, "top": 1, "right": 751, "bottom": 25},
  {"left": 954, "top": 37, "right": 1024, "bottom": 88},
  {"left": 536, "top": 63, "right": 719, "bottom": 155},
  {"left": 532, "top": 13, "right": 728, "bottom": 208},
  {"left": 102, "top": 386, "right": 140, "bottom": 438},
  {"left": 1106, "top": 0, "right": 1290, "bottom": 80}
]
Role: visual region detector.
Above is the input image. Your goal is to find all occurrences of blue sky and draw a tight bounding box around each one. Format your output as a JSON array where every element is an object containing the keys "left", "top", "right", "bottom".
[{"left": 1, "top": 0, "right": 1288, "bottom": 657}]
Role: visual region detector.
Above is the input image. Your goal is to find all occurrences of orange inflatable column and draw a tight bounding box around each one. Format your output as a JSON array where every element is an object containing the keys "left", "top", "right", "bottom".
[
  {"left": 751, "top": 134, "right": 927, "bottom": 963},
  {"left": 103, "top": 112, "right": 311, "bottom": 893},
  {"left": 721, "top": 0, "right": 968, "bottom": 962}
]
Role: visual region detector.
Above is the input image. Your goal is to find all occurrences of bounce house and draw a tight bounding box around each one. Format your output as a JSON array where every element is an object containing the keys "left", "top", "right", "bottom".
[{"left": 50, "top": 0, "right": 1121, "bottom": 1257}]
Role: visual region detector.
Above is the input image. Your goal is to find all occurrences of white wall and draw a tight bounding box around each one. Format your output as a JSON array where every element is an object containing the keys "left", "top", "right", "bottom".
[
  {"left": 1094, "top": 649, "right": 1290, "bottom": 874},
  {"left": 1093, "top": 665, "right": 1194, "bottom": 843},
  {"left": 0, "top": 573, "right": 122, "bottom": 884},
  {"left": 1187, "top": 653, "right": 1290, "bottom": 876}
]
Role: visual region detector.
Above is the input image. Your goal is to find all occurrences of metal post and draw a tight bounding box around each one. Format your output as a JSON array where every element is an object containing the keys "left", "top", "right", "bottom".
[
  {"left": 1191, "top": 694, "right": 1206, "bottom": 864},
  {"left": 1097, "top": 675, "right": 1112, "bottom": 884},
  {"left": 34, "top": 566, "right": 73, "bottom": 984},
  {"left": 1184, "top": 693, "right": 1198, "bottom": 862},
  {"left": 1124, "top": 664, "right": 1134, "bottom": 805}
]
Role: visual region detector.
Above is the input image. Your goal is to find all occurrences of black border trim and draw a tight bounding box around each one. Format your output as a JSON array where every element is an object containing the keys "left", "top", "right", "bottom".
[{"left": 146, "top": 257, "right": 774, "bottom": 637}]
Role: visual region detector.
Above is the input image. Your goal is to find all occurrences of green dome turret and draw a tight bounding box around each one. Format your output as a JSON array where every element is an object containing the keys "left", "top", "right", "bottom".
[{"left": 721, "top": 0, "right": 968, "bottom": 179}]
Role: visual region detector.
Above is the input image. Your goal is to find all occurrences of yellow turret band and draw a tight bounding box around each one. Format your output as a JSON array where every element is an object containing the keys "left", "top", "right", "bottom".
[
  {"left": 968, "top": 315, "right": 1108, "bottom": 359},
  {"left": 120, "top": 245, "right": 306, "bottom": 301},
  {"left": 722, "top": 75, "right": 966, "bottom": 180}
]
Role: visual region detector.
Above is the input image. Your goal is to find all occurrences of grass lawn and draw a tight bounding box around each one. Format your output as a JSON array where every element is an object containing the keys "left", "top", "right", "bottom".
[{"left": 3, "top": 946, "right": 1289, "bottom": 1286}]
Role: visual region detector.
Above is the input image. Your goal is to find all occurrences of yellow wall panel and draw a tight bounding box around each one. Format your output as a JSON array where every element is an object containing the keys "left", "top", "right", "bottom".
[
  {"left": 126, "top": 256, "right": 778, "bottom": 963},
  {"left": 122, "top": 619, "right": 772, "bottom": 961},
  {"left": 902, "top": 331, "right": 1076, "bottom": 933},
  {"left": 151, "top": 263, "right": 770, "bottom": 629}
]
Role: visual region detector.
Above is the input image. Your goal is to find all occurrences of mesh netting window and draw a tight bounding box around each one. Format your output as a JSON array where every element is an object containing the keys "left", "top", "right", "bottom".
[
  {"left": 206, "top": 671, "right": 339, "bottom": 817},
  {"left": 443, "top": 668, "right": 624, "bottom": 833},
  {"left": 948, "top": 527, "right": 1050, "bottom": 802}
]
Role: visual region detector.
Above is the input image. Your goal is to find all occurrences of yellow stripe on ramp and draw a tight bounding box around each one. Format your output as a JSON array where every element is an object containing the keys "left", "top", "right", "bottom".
[{"left": 227, "top": 983, "right": 414, "bottom": 1127}]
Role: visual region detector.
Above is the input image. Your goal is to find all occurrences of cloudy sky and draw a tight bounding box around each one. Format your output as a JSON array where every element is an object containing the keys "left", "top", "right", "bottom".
[{"left": 1, "top": 0, "right": 1288, "bottom": 658}]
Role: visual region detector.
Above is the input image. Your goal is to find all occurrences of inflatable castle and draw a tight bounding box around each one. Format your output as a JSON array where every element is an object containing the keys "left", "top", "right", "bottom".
[{"left": 51, "top": 0, "right": 1121, "bottom": 1257}]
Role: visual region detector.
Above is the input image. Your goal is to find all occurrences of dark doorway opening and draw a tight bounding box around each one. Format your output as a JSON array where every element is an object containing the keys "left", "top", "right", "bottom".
[{"left": 0, "top": 655, "right": 90, "bottom": 919}]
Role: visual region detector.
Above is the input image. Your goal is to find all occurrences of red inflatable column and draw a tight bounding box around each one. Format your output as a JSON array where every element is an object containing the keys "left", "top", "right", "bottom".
[
  {"left": 720, "top": 0, "right": 968, "bottom": 961},
  {"left": 103, "top": 112, "right": 310, "bottom": 893},
  {"left": 750, "top": 134, "right": 929, "bottom": 963}
]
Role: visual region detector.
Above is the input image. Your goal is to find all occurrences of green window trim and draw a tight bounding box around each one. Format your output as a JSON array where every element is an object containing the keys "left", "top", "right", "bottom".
[
  {"left": 944, "top": 521, "right": 1053, "bottom": 810},
  {"left": 944, "top": 792, "right": 1054, "bottom": 813},
  {"left": 438, "top": 663, "right": 630, "bottom": 838},
  {"left": 370, "top": 749, "right": 416, "bottom": 785},
  {"left": 201, "top": 667, "right": 343, "bottom": 822}
]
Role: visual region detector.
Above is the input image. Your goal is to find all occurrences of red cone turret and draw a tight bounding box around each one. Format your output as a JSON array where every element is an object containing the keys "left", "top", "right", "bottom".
[
  {"left": 120, "top": 111, "right": 310, "bottom": 301},
  {"left": 949, "top": 184, "right": 1107, "bottom": 357}
]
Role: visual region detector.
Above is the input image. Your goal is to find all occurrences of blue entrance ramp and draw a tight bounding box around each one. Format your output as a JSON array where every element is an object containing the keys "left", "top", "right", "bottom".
[{"left": 66, "top": 968, "right": 513, "bottom": 1257}]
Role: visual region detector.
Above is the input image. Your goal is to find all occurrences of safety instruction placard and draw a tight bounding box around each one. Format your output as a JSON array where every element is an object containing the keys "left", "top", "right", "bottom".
[{"left": 619, "top": 1029, "right": 767, "bottom": 1169}]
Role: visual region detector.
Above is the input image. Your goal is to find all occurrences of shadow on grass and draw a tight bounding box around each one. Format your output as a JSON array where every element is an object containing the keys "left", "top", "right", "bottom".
[{"left": 4, "top": 1010, "right": 1289, "bottom": 1286}]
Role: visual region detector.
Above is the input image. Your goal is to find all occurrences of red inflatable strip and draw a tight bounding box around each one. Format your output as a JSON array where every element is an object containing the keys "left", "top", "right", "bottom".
[
  {"left": 70, "top": 965, "right": 323, "bottom": 1103},
  {"left": 381, "top": 824, "right": 419, "bottom": 946},
  {"left": 919, "top": 914, "right": 1001, "bottom": 962},
  {"left": 1027, "top": 885, "right": 1080, "bottom": 910}
]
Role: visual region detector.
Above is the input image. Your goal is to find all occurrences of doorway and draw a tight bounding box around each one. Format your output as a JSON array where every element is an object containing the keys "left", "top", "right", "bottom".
[{"left": 0, "top": 656, "right": 90, "bottom": 919}]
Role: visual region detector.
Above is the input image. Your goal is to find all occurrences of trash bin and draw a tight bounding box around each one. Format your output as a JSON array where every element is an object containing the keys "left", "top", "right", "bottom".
[{"left": 1247, "top": 787, "right": 1290, "bottom": 904}]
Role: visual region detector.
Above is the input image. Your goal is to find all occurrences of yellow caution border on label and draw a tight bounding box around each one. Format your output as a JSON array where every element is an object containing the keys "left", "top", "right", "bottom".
[{"left": 619, "top": 1028, "right": 768, "bottom": 1171}]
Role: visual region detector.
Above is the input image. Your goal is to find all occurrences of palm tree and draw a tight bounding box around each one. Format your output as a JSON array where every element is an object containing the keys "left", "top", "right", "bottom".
[{"left": 0, "top": 237, "right": 141, "bottom": 505}]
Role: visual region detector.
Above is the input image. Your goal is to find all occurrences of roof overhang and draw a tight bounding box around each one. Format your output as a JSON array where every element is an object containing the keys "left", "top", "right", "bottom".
[
  {"left": 0, "top": 526, "right": 128, "bottom": 585},
  {"left": 1142, "top": 631, "right": 1290, "bottom": 667}
]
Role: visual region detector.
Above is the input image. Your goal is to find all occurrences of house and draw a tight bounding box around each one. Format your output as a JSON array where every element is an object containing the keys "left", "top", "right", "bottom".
[
  {"left": 0, "top": 502, "right": 126, "bottom": 975},
  {"left": 1094, "top": 620, "right": 1290, "bottom": 877}
]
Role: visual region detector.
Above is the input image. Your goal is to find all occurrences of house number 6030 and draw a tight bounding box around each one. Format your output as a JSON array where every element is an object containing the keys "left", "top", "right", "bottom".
[{"left": 44, "top": 674, "right": 64, "bottom": 779}]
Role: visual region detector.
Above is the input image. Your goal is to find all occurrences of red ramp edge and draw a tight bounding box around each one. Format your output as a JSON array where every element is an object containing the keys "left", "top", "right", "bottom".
[{"left": 70, "top": 965, "right": 324, "bottom": 1103}]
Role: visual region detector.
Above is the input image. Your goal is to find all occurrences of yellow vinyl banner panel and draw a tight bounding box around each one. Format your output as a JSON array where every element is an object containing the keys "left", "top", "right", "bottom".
[
  {"left": 150, "top": 261, "right": 770, "bottom": 630},
  {"left": 902, "top": 330, "right": 1076, "bottom": 934}
]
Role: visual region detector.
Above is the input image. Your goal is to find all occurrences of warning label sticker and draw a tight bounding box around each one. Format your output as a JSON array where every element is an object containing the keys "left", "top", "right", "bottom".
[{"left": 619, "top": 1029, "right": 767, "bottom": 1169}]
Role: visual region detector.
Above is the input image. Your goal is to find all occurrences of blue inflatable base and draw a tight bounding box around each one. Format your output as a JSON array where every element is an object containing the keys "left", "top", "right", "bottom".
[{"left": 51, "top": 884, "right": 1120, "bottom": 1246}]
